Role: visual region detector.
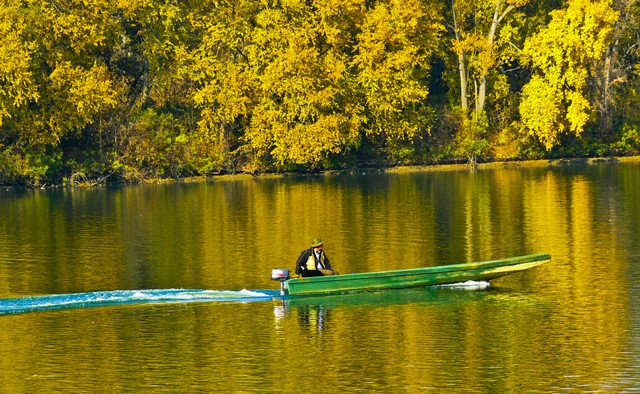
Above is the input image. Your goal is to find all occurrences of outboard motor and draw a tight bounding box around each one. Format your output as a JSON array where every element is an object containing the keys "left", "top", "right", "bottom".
[{"left": 270, "top": 268, "right": 290, "bottom": 295}]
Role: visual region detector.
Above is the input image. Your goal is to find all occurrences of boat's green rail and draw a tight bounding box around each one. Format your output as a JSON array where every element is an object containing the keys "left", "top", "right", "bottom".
[{"left": 286, "top": 253, "right": 550, "bottom": 296}]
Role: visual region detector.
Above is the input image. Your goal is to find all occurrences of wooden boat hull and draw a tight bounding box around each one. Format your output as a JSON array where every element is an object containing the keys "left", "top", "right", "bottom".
[{"left": 285, "top": 253, "right": 550, "bottom": 296}]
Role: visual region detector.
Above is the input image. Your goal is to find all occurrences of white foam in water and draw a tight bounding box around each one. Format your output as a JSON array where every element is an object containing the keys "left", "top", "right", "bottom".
[
  {"left": 123, "top": 289, "right": 254, "bottom": 301},
  {"left": 438, "top": 280, "right": 491, "bottom": 290},
  {"left": 237, "top": 289, "right": 271, "bottom": 297},
  {"left": 131, "top": 291, "right": 147, "bottom": 299},
  {"left": 0, "top": 288, "right": 279, "bottom": 315},
  {"left": 189, "top": 289, "right": 272, "bottom": 299}
]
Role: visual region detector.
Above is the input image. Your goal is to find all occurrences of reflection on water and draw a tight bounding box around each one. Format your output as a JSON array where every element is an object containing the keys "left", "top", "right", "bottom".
[
  {"left": 1, "top": 159, "right": 640, "bottom": 391},
  {"left": 273, "top": 284, "right": 497, "bottom": 334}
]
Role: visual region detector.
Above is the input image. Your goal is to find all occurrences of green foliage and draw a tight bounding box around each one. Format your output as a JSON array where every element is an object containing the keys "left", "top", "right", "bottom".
[
  {"left": 115, "top": 108, "right": 189, "bottom": 177},
  {"left": 454, "top": 110, "right": 491, "bottom": 161},
  {"left": 610, "top": 125, "right": 640, "bottom": 153},
  {"left": 0, "top": 145, "right": 63, "bottom": 186}
]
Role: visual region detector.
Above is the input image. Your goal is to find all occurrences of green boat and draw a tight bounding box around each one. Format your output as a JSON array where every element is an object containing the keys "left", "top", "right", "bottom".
[{"left": 270, "top": 253, "right": 550, "bottom": 296}]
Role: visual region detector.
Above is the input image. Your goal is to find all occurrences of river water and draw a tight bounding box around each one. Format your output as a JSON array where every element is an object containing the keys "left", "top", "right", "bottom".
[{"left": 0, "top": 159, "right": 639, "bottom": 391}]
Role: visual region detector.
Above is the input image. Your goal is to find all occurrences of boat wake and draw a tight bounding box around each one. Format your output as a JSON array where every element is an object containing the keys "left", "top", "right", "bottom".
[
  {"left": 438, "top": 280, "right": 491, "bottom": 290},
  {"left": 0, "top": 289, "right": 278, "bottom": 316}
]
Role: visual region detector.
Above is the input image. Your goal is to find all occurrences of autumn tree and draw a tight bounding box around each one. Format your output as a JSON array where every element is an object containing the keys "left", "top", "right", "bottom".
[
  {"left": 443, "top": 0, "right": 533, "bottom": 163},
  {"left": 592, "top": 0, "right": 640, "bottom": 138},
  {"left": 519, "top": 0, "right": 619, "bottom": 150},
  {"left": 240, "top": 0, "right": 364, "bottom": 170},
  {"left": 1, "top": 0, "right": 637, "bottom": 185},
  {"left": 103, "top": 0, "right": 214, "bottom": 179},
  {"left": 184, "top": 0, "right": 262, "bottom": 172},
  {"left": 353, "top": 0, "right": 443, "bottom": 160},
  {"left": 0, "top": 0, "right": 120, "bottom": 184},
  {"left": 447, "top": 0, "right": 529, "bottom": 112},
  {"left": 0, "top": 6, "right": 38, "bottom": 128}
]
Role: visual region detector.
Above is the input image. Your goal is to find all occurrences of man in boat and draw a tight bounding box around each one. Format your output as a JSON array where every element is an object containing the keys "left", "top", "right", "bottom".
[{"left": 295, "top": 238, "right": 339, "bottom": 277}]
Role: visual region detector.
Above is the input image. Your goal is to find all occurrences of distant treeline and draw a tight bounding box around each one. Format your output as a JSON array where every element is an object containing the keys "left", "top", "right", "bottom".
[{"left": 1, "top": 0, "right": 639, "bottom": 186}]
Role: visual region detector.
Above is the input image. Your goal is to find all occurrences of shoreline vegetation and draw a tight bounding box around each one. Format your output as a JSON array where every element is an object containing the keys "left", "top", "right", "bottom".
[
  {"left": 10, "top": 155, "right": 638, "bottom": 189},
  {"left": 1, "top": 1, "right": 639, "bottom": 188}
]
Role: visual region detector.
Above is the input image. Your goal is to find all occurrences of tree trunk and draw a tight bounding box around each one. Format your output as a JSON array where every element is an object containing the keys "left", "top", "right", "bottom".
[
  {"left": 599, "top": 47, "right": 614, "bottom": 136},
  {"left": 477, "top": 0, "right": 514, "bottom": 113},
  {"left": 452, "top": 1, "right": 468, "bottom": 110},
  {"left": 478, "top": 75, "right": 487, "bottom": 113},
  {"left": 141, "top": 57, "right": 151, "bottom": 109},
  {"left": 459, "top": 51, "right": 468, "bottom": 110}
]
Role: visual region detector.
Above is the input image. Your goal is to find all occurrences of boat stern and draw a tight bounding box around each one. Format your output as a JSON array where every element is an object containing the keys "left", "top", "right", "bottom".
[{"left": 270, "top": 268, "right": 290, "bottom": 295}]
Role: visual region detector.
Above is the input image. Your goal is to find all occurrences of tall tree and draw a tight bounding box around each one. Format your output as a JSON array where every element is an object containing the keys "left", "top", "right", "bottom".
[
  {"left": 519, "top": 0, "right": 619, "bottom": 150},
  {"left": 443, "top": 0, "right": 534, "bottom": 164},
  {"left": 354, "top": 0, "right": 443, "bottom": 151},
  {"left": 188, "top": 0, "right": 262, "bottom": 172},
  {"left": 242, "top": 0, "right": 365, "bottom": 169},
  {"left": 592, "top": 0, "right": 640, "bottom": 136},
  {"left": 0, "top": 0, "right": 120, "bottom": 184},
  {"left": 191, "top": 0, "right": 361, "bottom": 170},
  {"left": 446, "top": 0, "right": 530, "bottom": 115},
  {"left": 104, "top": 0, "right": 211, "bottom": 178}
]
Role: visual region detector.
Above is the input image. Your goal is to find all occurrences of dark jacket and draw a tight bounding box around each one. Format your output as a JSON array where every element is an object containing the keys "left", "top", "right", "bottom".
[{"left": 296, "top": 248, "right": 332, "bottom": 277}]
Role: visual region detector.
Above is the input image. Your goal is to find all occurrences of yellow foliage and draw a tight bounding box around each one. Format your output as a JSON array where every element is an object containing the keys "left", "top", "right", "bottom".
[
  {"left": 355, "top": 0, "right": 442, "bottom": 141},
  {"left": 0, "top": 6, "right": 39, "bottom": 126},
  {"left": 190, "top": 0, "right": 366, "bottom": 168},
  {"left": 34, "top": 0, "right": 120, "bottom": 54},
  {"left": 451, "top": 33, "right": 496, "bottom": 78},
  {"left": 520, "top": 0, "right": 619, "bottom": 149},
  {"left": 519, "top": 76, "right": 565, "bottom": 150},
  {"left": 186, "top": 0, "right": 441, "bottom": 167},
  {"left": 44, "top": 62, "right": 118, "bottom": 142}
]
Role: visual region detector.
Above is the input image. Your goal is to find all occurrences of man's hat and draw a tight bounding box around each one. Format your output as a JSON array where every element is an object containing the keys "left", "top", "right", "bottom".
[{"left": 311, "top": 237, "right": 323, "bottom": 247}]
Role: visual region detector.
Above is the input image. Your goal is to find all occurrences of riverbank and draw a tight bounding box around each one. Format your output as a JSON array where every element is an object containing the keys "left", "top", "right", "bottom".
[
  {"left": 4, "top": 155, "right": 640, "bottom": 189},
  {"left": 387, "top": 155, "right": 640, "bottom": 174},
  {"left": 209, "top": 155, "right": 640, "bottom": 182}
]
